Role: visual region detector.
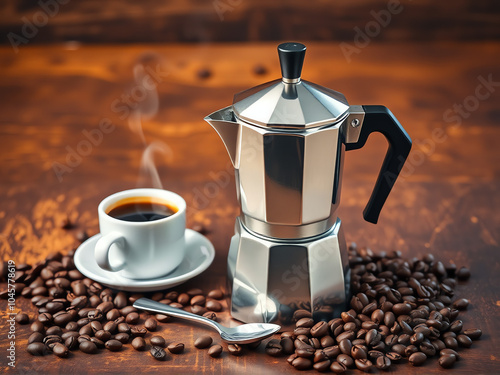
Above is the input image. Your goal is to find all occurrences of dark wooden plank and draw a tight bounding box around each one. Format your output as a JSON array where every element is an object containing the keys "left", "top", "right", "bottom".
[
  {"left": 0, "top": 42, "right": 499, "bottom": 373},
  {"left": 0, "top": 0, "right": 499, "bottom": 46}
]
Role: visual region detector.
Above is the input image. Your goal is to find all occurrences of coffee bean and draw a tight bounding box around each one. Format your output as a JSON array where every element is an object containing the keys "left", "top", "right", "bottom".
[
  {"left": 313, "top": 359, "right": 331, "bottom": 372},
  {"left": 355, "top": 358, "right": 373, "bottom": 372},
  {"left": 191, "top": 295, "right": 206, "bottom": 306},
  {"left": 439, "top": 353, "right": 457, "bottom": 368},
  {"left": 296, "top": 317, "right": 314, "bottom": 328},
  {"left": 130, "top": 326, "right": 147, "bottom": 337},
  {"left": 46, "top": 325, "right": 63, "bottom": 336},
  {"left": 292, "top": 357, "right": 312, "bottom": 370},
  {"left": 167, "top": 342, "right": 184, "bottom": 354},
  {"left": 187, "top": 288, "right": 203, "bottom": 297},
  {"left": 114, "top": 333, "right": 130, "bottom": 344},
  {"left": 150, "top": 346, "right": 167, "bottom": 361},
  {"left": 206, "top": 300, "right": 222, "bottom": 312},
  {"left": 194, "top": 335, "right": 212, "bottom": 349},
  {"left": 420, "top": 341, "right": 436, "bottom": 356},
  {"left": 457, "top": 334, "right": 472, "bottom": 348},
  {"left": 338, "top": 339, "right": 352, "bottom": 355},
  {"left": 113, "top": 292, "right": 127, "bottom": 309},
  {"left": 191, "top": 305, "right": 207, "bottom": 315},
  {"left": 106, "top": 309, "right": 120, "bottom": 321},
  {"left": 351, "top": 344, "right": 367, "bottom": 360},
  {"left": 119, "top": 306, "right": 137, "bottom": 316},
  {"left": 337, "top": 354, "right": 354, "bottom": 368},
  {"left": 208, "top": 344, "right": 222, "bottom": 358},
  {"left": 207, "top": 289, "right": 224, "bottom": 299},
  {"left": 105, "top": 339, "right": 122, "bottom": 352},
  {"left": 31, "top": 321, "right": 45, "bottom": 333},
  {"left": 27, "top": 342, "right": 46, "bottom": 356},
  {"left": 444, "top": 336, "right": 458, "bottom": 350},
  {"left": 144, "top": 318, "right": 157, "bottom": 332},
  {"left": 202, "top": 311, "right": 217, "bottom": 321},
  {"left": 456, "top": 266, "right": 471, "bottom": 281},
  {"left": 408, "top": 352, "right": 426, "bottom": 366},
  {"left": 376, "top": 355, "right": 391, "bottom": 369},
  {"left": 265, "top": 339, "right": 282, "bottom": 357},
  {"left": 330, "top": 361, "right": 347, "bottom": 373},
  {"left": 15, "top": 312, "right": 30, "bottom": 324},
  {"left": 156, "top": 313, "right": 171, "bottom": 323},
  {"left": 280, "top": 337, "right": 294, "bottom": 354},
  {"left": 38, "top": 312, "right": 52, "bottom": 325},
  {"left": 79, "top": 341, "right": 98, "bottom": 354},
  {"left": 150, "top": 335, "right": 166, "bottom": 347},
  {"left": 125, "top": 312, "right": 140, "bottom": 324},
  {"left": 52, "top": 343, "right": 69, "bottom": 358},
  {"left": 65, "top": 336, "right": 78, "bottom": 350},
  {"left": 103, "top": 321, "right": 117, "bottom": 333},
  {"left": 452, "top": 298, "right": 469, "bottom": 310},
  {"left": 440, "top": 348, "right": 460, "bottom": 360},
  {"left": 310, "top": 321, "right": 328, "bottom": 338},
  {"left": 132, "top": 337, "right": 146, "bottom": 351},
  {"left": 28, "top": 332, "right": 44, "bottom": 344},
  {"left": 464, "top": 328, "right": 482, "bottom": 340},
  {"left": 227, "top": 343, "right": 243, "bottom": 356}
]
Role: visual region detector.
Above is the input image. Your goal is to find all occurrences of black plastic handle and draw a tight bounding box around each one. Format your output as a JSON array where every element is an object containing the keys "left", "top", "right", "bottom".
[
  {"left": 277, "top": 42, "right": 306, "bottom": 81},
  {"left": 345, "top": 105, "right": 412, "bottom": 224}
]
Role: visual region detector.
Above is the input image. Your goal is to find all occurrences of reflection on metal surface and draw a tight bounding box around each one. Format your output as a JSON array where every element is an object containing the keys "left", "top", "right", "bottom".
[{"left": 227, "top": 218, "right": 349, "bottom": 325}]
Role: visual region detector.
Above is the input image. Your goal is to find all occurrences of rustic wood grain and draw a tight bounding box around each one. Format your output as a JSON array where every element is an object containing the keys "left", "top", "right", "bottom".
[
  {"left": 0, "top": 42, "right": 499, "bottom": 373},
  {"left": 0, "top": 0, "right": 499, "bottom": 46}
]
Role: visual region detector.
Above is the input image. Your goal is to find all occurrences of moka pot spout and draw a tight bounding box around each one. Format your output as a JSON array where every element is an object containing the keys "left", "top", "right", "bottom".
[{"left": 204, "top": 106, "right": 240, "bottom": 168}]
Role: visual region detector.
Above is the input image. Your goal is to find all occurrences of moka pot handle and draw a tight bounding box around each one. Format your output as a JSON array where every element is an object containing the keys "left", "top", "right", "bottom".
[{"left": 345, "top": 105, "right": 412, "bottom": 224}]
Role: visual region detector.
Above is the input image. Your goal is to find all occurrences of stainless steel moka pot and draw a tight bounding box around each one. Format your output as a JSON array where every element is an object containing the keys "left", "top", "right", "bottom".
[{"left": 205, "top": 42, "right": 412, "bottom": 324}]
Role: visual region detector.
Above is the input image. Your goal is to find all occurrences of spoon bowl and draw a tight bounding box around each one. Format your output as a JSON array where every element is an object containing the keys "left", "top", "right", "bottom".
[{"left": 133, "top": 298, "right": 280, "bottom": 344}]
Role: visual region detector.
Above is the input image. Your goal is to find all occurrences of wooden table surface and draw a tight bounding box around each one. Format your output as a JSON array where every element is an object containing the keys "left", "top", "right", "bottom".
[{"left": 0, "top": 42, "right": 499, "bottom": 374}]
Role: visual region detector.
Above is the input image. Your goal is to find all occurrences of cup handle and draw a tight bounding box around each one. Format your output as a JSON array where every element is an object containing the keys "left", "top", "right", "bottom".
[{"left": 95, "top": 232, "right": 126, "bottom": 272}]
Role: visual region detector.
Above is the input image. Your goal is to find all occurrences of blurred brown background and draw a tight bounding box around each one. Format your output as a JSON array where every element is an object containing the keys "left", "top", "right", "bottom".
[{"left": 1, "top": 0, "right": 499, "bottom": 44}]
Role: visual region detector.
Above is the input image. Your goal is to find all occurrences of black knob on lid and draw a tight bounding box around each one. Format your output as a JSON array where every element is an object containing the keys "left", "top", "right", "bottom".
[{"left": 278, "top": 42, "right": 306, "bottom": 82}]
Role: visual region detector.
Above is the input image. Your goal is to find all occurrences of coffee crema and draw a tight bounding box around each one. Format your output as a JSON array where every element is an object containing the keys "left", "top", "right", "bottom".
[{"left": 106, "top": 197, "right": 177, "bottom": 222}]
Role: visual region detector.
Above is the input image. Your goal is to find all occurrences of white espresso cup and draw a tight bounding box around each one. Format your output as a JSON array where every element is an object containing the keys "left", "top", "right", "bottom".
[{"left": 95, "top": 188, "right": 186, "bottom": 279}]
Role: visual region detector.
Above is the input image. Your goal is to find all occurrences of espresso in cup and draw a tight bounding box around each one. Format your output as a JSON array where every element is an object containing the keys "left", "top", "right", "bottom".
[
  {"left": 95, "top": 188, "right": 186, "bottom": 279},
  {"left": 107, "top": 197, "right": 177, "bottom": 222}
]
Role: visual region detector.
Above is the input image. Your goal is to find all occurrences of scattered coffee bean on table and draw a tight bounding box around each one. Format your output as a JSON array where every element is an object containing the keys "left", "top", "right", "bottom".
[
  {"left": 150, "top": 346, "right": 167, "bottom": 361},
  {"left": 167, "top": 343, "right": 185, "bottom": 354},
  {"left": 194, "top": 335, "right": 213, "bottom": 349},
  {"left": 208, "top": 344, "right": 223, "bottom": 358}
]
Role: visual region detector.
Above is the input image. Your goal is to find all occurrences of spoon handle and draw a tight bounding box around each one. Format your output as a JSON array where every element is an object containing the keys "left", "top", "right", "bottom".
[{"left": 133, "top": 298, "right": 221, "bottom": 332}]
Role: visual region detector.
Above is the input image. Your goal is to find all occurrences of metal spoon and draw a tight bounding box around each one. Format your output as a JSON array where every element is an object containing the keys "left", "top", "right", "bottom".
[{"left": 133, "top": 298, "right": 280, "bottom": 344}]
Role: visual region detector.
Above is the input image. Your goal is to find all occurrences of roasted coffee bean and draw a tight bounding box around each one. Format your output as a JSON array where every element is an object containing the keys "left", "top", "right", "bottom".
[
  {"left": 106, "top": 309, "right": 120, "bottom": 321},
  {"left": 452, "top": 298, "right": 469, "bottom": 310},
  {"left": 65, "top": 336, "right": 78, "bottom": 350},
  {"left": 313, "top": 359, "right": 331, "bottom": 372},
  {"left": 31, "top": 321, "right": 45, "bottom": 333},
  {"left": 38, "top": 313, "right": 52, "bottom": 325},
  {"left": 132, "top": 337, "right": 146, "bottom": 351},
  {"left": 105, "top": 339, "right": 123, "bottom": 352},
  {"left": 310, "top": 321, "right": 328, "bottom": 338},
  {"left": 191, "top": 295, "right": 206, "bottom": 306},
  {"left": 351, "top": 344, "right": 367, "bottom": 360},
  {"left": 337, "top": 354, "right": 354, "bottom": 368},
  {"left": 194, "top": 335, "right": 213, "bottom": 349},
  {"left": 208, "top": 344, "right": 223, "bottom": 358},
  {"left": 53, "top": 312, "right": 72, "bottom": 326},
  {"left": 114, "top": 333, "right": 130, "bottom": 344},
  {"left": 292, "top": 357, "right": 312, "bottom": 370},
  {"left": 167, "top": 342, "right": 184, "bottom": 354},
  {"left": 457, "top": 334, "right": 472, "bottom": 348},
  {"left": 228, "top": 343, "right": 243, "bottom": 356},
  {"left": 114, "top": 292, "right": 127, "bottom": 309},
  {"left": 376, "top": 355, "right": 391, "bottom": 370},
  {"left": 444, "top": 336, "right": 458, "bottom": 350},
  {"left": 338, "top": 339, "right": 352, "bottom": 355},
  {"left": 386, "top": 351, "right": 402, "bottom": 361},
  {"left": 409, "top": 352, "right": 427, "bottom": 366},
  {"left": 206, "top": 300, "right": 222, "bottom": 312},
  {"left": 464, "top": 328, "right": 482, "bottom": 340},
  {"left": 52, "top": 343, "right": 69, "bottom": 358},
  {"left": 320, "top": 335, "right": 334, "bottom": 348},
  {"left": 15, "top": 312, "right": 30, "bottom": 324},
  {"left": 330, "top": 361, "right": 347, "bottom": 373},
  {"left": 103, "top": 321, "right": 117, "bottom": 333},
  {"left": 296, "top": 317, "right": 314, "bottom": 328},
  {"left": 404, "top": 344, "right": 418, "bottom": 357},
  {"left": 130, "top": 326, "right": 147, "bottom": 337},
  {"left": 420, "top": 341, "right": 436, "bottom": 356},
  {"left": 46, "top": 325, "right": 63, "bottom": 336},
  {"left": 294, "top": 309, "right": 312, "bottom": 321},
  {"left": 28, "top": 331, "right": 44, "bottom": 344},
  {"left": 150, "top": 346, "right": 167, "bottom": 361},
  {"left": 323, "top": 345, "right": 340, "bottom": 359},
  {"left": 79, "top": 341, "right": 98, "bottom": 354},
  {"left": 439, "top": 353, "right": 457, "bottom": 368},
  {"left": 95, "top": 330, "right": 112, "bottom": 342},
  {"left": 144, "top": 318, "right": 157, "bottom": 332},
  {"left": 336, "top": 330, "right": 355, "bottom": 342},
  {"left": 119, "top": 306, "right": 137, "bottom": 315},
  {"left": 207, "top": 289, "right": 224, "bottom": 299},
  {"left": 456, "top": 266, "right": 471, "bottom": 281},
  {"left": 355, "top": 358, "right": 373, "bottom": 372},
  {"left": 186, "top": 288, "right": 203, "bottom": 296},
  {"left": 96, "top": 301, "right": 114, "bottom": 314},
  {"left": 296, "top": 347, "right": 315, "bottom": 358},
  {"left": 202, "top": 311, "right": 217, "bottom": 321},
  {"left": 440, "top": 348, "right": 460, "bottom": 360},
  {"left": 149, "top": 335, "right": 166, "bottom": 347},
  {"left": 264, "top": 339, "right": 282, "bottom": 357},
  {"left": 191, "top": 305, "right": 207, "bottom": 315},
  {"left": 125, "top": 312, "right": 140, "bottom": 324},
  {"left": 27, "top": 342, "right": 46, "bottom": 356}
]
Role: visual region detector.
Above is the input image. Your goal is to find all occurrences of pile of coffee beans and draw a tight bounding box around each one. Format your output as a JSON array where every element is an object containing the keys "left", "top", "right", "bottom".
[
  {"left": 268, "top": 244, "right": 481, "bottom": 372},
  {"left": 1, "top": 237, "right": 482, "bottom": 371},
  {"left": 0, "top": 250, "right": 227, "bottom": 360}
]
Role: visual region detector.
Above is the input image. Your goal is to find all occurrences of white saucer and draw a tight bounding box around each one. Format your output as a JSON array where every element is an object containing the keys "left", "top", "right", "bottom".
[{"left": 74, "top": 229, "right": 215, "bottom": 292}]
